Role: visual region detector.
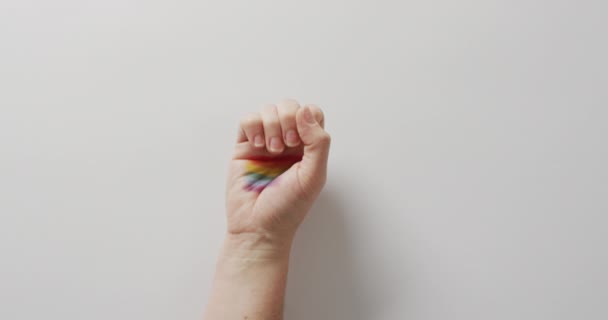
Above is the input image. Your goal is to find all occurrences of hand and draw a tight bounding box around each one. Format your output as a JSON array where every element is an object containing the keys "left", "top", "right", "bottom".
[
  {"left": 226, "top": 100, "right": 331, "bottom": 247},
  {"left": 204, "top": 100, "right": 329, "bottom": 320}
]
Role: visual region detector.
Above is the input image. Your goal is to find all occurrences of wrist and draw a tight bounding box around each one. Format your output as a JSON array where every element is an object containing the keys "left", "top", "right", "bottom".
[
  {"left": 221, "top": 231, "right": 294, "bottom": 262},
  {"left": 206, "top": 232, "right": 293, "bottom": 320}
]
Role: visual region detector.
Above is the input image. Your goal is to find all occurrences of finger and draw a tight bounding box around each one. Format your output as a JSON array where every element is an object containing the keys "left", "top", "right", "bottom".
[
  {"left": 238, "top": 112, "right": 265, "bottom": 147},
  {"left": 306, "top": 104, "right": 325, "bottom": 129},
  {"left": 232, "top": 141, "right": 303, "bottom": 160},
  {"left": 295, "top": 105, "right": 331, "bottom": 193},
  {"left": 277, "top": 99, "right": 301, "bottom": 147},
  {"left": 261, "top": 104, "right": 284, "bottom": 153}
]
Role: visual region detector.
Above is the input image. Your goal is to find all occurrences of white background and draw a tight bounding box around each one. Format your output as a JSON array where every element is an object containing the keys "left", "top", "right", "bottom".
[{"left": 1, "top": 1, "right": 607, "bottom": 319}]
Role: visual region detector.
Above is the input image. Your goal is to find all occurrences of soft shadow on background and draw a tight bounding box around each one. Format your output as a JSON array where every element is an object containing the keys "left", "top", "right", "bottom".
[
  {"left": 284, "top": 173, "right": 417, "bottom": 319},
  {"left": 285, "top": 188, "right": 366, "bottom": 319},
  {"left": 285, "top": 175, "right": 410, "bottom": 320}
]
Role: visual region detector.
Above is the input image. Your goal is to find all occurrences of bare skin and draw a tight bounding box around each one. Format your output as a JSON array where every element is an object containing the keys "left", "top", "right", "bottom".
[{"left": 204, "top": 100, "right": 331, "bottom": 320}]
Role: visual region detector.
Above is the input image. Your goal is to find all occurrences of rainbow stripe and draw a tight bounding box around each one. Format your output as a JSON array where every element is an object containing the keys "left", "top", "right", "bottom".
[{"left": 242, "top": 157, "right": 299, "bottom": 192}]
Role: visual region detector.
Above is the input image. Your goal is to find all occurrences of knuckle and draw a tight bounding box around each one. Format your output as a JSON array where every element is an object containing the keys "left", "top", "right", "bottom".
[
  {"left": 261, "top": 104, "right": 278, "bottom": 113},
  {"left": 278, "top": 99, "right": 301, "bottom": 110},
  {"left": 279, "top": 110, "right": 297, "bottom": 124},
  {"left": 240, "top": 113, "right": 261, "bottom": 127},
  {"left": 264, "top": 119, "right": 281, "bottom": 129}
]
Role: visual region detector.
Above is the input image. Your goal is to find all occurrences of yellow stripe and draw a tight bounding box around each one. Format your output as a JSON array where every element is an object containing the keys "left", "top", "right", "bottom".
[{"left": 245, "top": 162, "right": 292, "bottom": 177}]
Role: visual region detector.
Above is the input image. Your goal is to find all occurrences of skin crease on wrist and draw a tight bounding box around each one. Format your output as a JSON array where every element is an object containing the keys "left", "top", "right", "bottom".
[{"left": 203, "top": 100, "right": 331, "bottom": 320}]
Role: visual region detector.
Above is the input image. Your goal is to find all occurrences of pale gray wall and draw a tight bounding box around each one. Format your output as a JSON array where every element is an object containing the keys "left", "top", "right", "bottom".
[{"left": 1, "top": 1, "right": 607, "bottom": 319}]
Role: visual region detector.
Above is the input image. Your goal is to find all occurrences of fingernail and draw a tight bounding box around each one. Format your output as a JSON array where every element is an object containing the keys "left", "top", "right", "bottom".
[
  {"left": 303, "top": 106, "right": 316, "bottom": 124},
  {"left": 269, "top": 137, "right": 283, "bottom": 152},
  {"left": 254, "top": 134, "right": 265, "bottom": 147},
  {"left": 285, "top": 129, "right": 300, "bottom": 146}
]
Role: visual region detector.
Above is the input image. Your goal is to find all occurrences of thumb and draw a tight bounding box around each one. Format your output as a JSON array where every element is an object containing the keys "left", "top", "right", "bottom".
[{"left": 295, "top": 106, "right": 331, "bottom": 193}]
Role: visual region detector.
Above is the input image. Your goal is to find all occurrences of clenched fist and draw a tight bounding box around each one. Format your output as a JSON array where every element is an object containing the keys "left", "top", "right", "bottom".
[{"left": 226, "top": 100, "right": 331, "bottom": 243}]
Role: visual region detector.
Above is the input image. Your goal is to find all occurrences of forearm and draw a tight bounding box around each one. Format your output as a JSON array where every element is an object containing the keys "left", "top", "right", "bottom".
[{"left": 204, "top": 233, "right": 294, "bottom": 320}]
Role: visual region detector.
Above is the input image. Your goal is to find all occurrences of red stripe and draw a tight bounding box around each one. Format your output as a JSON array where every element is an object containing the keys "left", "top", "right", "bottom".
[{"left": 246, "top": 155, "right": 302, "bottom": 163}]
